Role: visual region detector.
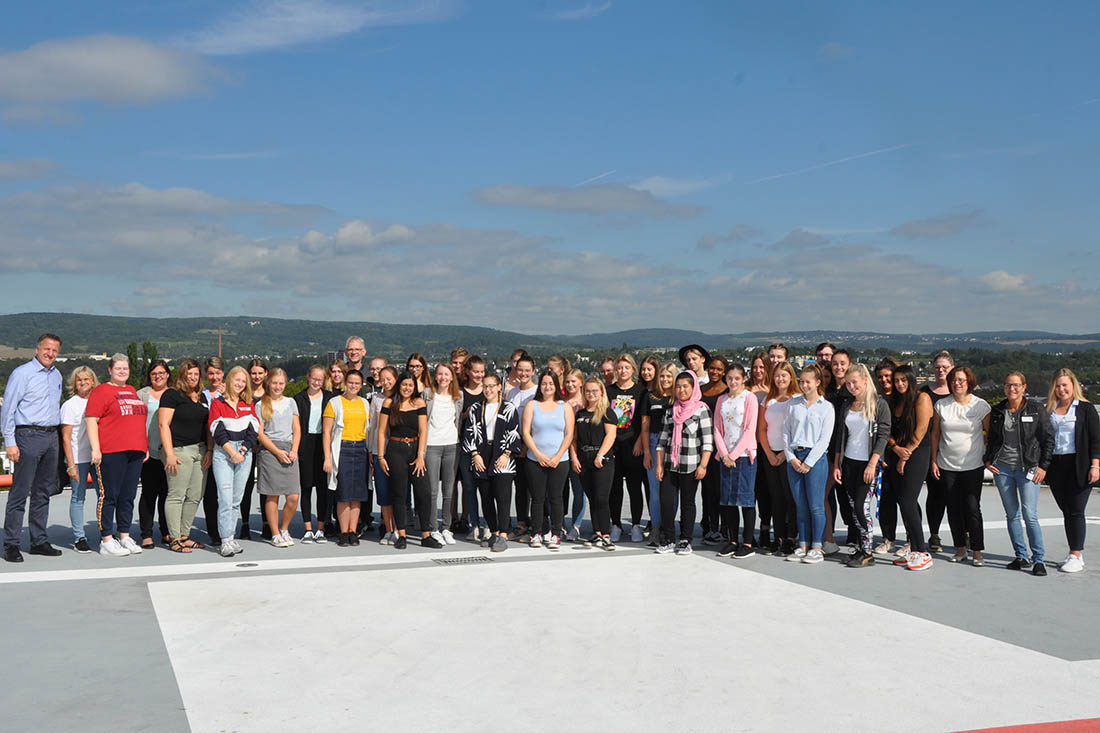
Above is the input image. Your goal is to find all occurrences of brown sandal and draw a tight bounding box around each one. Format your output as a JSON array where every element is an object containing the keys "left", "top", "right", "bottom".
[
  {"left": 169, "top": 539, "right": 192, "bottom": 553},
  {"left": 181, "top": 538, "right": 204, "bottom": 550}
]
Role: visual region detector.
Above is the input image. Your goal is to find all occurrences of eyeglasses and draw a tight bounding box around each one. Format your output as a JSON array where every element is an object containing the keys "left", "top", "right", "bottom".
[{"left": 1005, "top": 383, "right": 1024, "bottom": 389}]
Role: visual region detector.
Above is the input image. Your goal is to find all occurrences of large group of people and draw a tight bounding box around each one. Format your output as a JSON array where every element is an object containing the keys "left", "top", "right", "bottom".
[{"left": 2, "top": 333, "right": 1098, "bottom": 576}]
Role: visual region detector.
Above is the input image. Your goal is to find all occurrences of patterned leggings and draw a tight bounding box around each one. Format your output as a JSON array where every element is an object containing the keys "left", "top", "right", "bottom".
[{"left": 840, "top": 457, "right": 876, "bottom": 553}]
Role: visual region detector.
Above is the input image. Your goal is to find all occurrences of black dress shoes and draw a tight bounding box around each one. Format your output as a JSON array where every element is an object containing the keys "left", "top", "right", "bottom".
[
  {"left": 3, "top": 546, "right": 24, "bottom": 563},
  {"left": 29, "top": 542, "right": 62, "bottom": 557}
]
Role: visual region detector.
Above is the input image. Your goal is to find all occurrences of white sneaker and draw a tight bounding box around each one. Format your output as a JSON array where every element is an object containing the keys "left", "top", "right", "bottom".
[
  {"left": 610, "top": 525, "right": 622, "bottom": 543},
  {"left": 99, "top": 538, "right": 129, "bottom": 557},
  {"left": 379, "top": 531, "right": 392, "bottom": 546},
  {"left": 120, "top": 536, "right": 142, "bottom": 554},
  {"left": 1060, "top": 554, "right": 1085, "bottom": 573},
  {"left": 430, "top": 530, "right": 446, "bottom": 546},
  {"left": 466, "top": 528, "right": 479, "bottom": 542},
  {"left": 655, "top": 542, "right": 675, "bottom": 554},
  {"left": 802, "top": 548, "right": 824, "bottom": 564},
  {"left": 907, "top": 552, "right": 933, "bottom": 571},
  {"left": 230, "top": 539, "right": 244, "bottom": 554},
  {"left": 313, "top": 531, "right": 327, "bottom": 544},
  {"left": 548, "top": 534, "right": 561, "bottom": 551},
  {"left": 220, "top": 540, "right": 235, "bottom": 557},
  {"left": 630, "top": 525, "right": 644, "bottom": 543},
  {"left": 786, "top": 547, "right": 807, "bottom": 562},
  {"left": 529, "top": 533, "right": 543, "bottom": 548},
  {"left": 280, "top": 530, "right": 294, "bottom": 546},
  {"left": 441, "top": 529, "right": 456, "bottom": 545},
  {"left": 894, "top": 543, "right": 911, "bottom": 557},
  {"left": 271, "top": 534, "right": 289, "bottom": 548},
  {"left": 300, "top": 530, "right": 315, "bottom": 544},
  {"left": 873, "top": 541, "right": 893, "bottom": 555},
  {"left": 567, "top": 525, "right": 582, "bottom": 542}
]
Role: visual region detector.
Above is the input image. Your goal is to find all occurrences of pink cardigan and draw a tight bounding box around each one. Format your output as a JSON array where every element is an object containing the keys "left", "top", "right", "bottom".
[{"left": 712, "top": 391, "right": 758, "bottom": 461}]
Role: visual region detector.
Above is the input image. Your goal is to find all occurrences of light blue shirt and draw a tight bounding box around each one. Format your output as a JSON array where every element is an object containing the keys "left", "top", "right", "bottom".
[
  {"left": 1, "top": 357, "right": 63, "bottom": 442},
  {"left": 1050, "top": 400, "right": 1078, "bottom": 456},
  {"left": 526, "top": 400, "right": 570, "bottom": 464},
  {"left": 782, "top": 394, "right": 835, "bottom": 468}
]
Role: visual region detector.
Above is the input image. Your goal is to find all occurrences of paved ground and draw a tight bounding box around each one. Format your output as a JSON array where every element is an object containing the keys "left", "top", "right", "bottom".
[{"left": 1, "top": 483, "right": 1098, "bottom": 732}]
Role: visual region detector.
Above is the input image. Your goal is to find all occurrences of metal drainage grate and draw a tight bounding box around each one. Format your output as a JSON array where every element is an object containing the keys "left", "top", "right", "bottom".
[{"left": 431, "top": 556, "right": 494, "bottom": 566}]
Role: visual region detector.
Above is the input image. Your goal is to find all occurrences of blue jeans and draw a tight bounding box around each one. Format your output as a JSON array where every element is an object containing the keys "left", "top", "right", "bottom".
[
  {"left": 69, "top": 461, "right": 101, "bottom": 541},
  {"left": 787, "top": 447, "right": 827, "bottom": 548},
  {"left": 993, "top": 463, "right": 1045, "bottom": 563},
  {"left": 212, "top": 442, "right": 253, "bottom": 541},
  {"left": 645, "top": 434, "right": 676, "bottom": 528},
  {"left": 567, "top": 468, "right": 587, "bottom": 529}
]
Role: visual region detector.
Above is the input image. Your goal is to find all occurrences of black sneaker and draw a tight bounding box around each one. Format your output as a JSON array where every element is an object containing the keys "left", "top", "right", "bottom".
[
  {"left": 422, "top": 535, "right": 443, "bottom": 549},
  {"left": 845, "top": 551, "right": 875, "bottom": 568},
  {"left": 1006, "top": 558, "right": 1033, "bottom": 571},
  {"left": 74, "top": 538, "right": 92, "bottom": 554},
  {"left": 780, "top": 539, "right": 796, "bottom": 557},
  {"left": 734, "top": 545, "right": 756, "bottom": 559},
  {"left": 349, "top": 532, "right": 360, "bottom": 546},
  {"left": 1032, "top": 562, "right": 1047, "bottom": 576},
  {"left": 928, "top": 534, "right": 943, "bottom": 552},
  {"left": 336, "top": 532, "right": 349, "bottom": 547},
  {"left": 29, "top": 542, "right": 62, "bottom": 557},
  {"left": 717, "top": 542, "right": 737, "bottom": 557},
  {"left": 238, "top": 525, "right": 251, "bottom": 541}
]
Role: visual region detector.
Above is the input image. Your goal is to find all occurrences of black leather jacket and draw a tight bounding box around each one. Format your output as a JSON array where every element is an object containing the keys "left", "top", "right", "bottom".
[{"left": 982, "top": 398, "right": 1053, "bottom": 470}]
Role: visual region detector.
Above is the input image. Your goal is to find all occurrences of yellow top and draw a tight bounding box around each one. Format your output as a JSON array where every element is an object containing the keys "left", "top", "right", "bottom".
[{"left": 323, "top": 396, "right": 367, "bottom": 442}]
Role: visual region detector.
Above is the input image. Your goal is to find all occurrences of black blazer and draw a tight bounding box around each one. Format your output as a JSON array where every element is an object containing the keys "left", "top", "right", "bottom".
[
  {"left": 1066, "top": 401, "right": 1100, "bottom": 486},
  {"left": 293, "top": 389, "right": 335, "bottom": 437}
]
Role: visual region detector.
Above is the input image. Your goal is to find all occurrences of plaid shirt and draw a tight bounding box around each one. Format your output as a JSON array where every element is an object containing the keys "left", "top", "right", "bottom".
[{"left": 657, "top": 404, "right": 713, "bottom": 474}]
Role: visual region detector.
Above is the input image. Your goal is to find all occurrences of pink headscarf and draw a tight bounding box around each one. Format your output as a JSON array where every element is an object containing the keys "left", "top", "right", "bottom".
[{"left": 670, "top": 370, "right": 703, "bottom": 465}]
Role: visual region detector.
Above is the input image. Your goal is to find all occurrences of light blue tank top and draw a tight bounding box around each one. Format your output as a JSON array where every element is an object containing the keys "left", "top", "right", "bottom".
[{"left": 527, "top": 401, "right": 569, "bottom": 464}]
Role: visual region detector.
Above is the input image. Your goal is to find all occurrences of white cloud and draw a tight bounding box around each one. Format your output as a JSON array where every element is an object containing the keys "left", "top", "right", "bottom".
[
  {"left": 889, "top": 209, "right": 984, "bottom": 239},
  {"left": 630, "top": 175, "right": 726, "bottom": 198},
  {"left": 180, "top": 0, "right": 457, "bottom": 55},
  {"left": 332, "top": 219, "right": 414, "bottom": 248},
  {"left": 980, "top": 270, "right": 1029, "bottom": 292},
  {"left": 768, "top": 228, "right": 827, "bottom": 250},
  {"left": 697, "top": 225, "right": 760, "bottom": 250},
  {"left": 476, "top": 183, "right": 703, "bottom": 218},
  {"left": 548, "top": 2, "right": 612, "bottom": 21},
  {"left": 819, "top": 42, "right": 852, "bottom": 60},
  {"left": 0, "top": 158, "right": 60, "bottom": 179},
  {"left": 0, "top": 35, "right": 211, "bottom": 111}
]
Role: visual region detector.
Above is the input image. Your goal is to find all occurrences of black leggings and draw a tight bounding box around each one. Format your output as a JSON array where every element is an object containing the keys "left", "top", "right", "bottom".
[
  {"left": 925, "top": 467, "right": 947, "bottom": 538},
  {"left": 827, "top": 459, "right": 856, "bottom": 536},
  {"left": 580, "top": 454, "right": 615, "bottom": 535},
  {"left": 943, "top": 466, "right": 985, "bottom": 551},
  {"left": 513, "top": 466, "right": 530, "bottom": 526},
  {"left": 760, "top": 456, "right": 796, "bottom": 541},
  {"left": 203, "top": 469, "right": 220, "bottom": 543},
  {"left": 700, "top": 456, "right": 721, "bottom": 534},
  {"left": 525, "top": 459, "right": 568, "bottom": 537},
  {"left": 387, "top": 440, "right": 431, "bottom": 532},
  {"left": 1048, "top": 453, "right": 1092, "bottom": 552},
  {"left": 720, "top": 506, "right": 757, "bottom": 545},
  {"left": 840, "top": 457, "right": 875, "bottom": 554},
  {"left": 755, "top": 464, "right": 772, "bottom": 544},
  {"left": 660, "top": 470, "right": 697, "bottom": 543},
  {"left": 477, "top": 473, "right": 513, "bottom": 534},
  {"left": 886, "top": 444, "right": 930, "bottom": 552},
  {"left": 241, "top": 462, "right": 255, "bottom": 529},
  {"left": 610, "top": 441, "right": 645, "bottom": 528},
  {"left": 297, "top": 433, "right": 330, "bottom": 527},
  {"left": 878, "top": 464, "right": 898, "bottom": 542},
  {"left": 138, "top": 458, "right": 169, "bottom": 540}
]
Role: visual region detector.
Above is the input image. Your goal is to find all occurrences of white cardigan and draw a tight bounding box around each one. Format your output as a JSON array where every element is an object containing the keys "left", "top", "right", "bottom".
[{"left": 326, "top": 395, "right": 370, "bottom": 491}]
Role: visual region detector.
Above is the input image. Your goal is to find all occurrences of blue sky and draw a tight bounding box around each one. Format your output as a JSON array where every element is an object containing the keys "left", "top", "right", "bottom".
[{"left": 1, "top": 0, "right": 1098, "bottom": 334}]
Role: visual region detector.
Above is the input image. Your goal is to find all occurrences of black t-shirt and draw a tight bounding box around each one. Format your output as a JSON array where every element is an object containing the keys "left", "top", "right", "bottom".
[
  {"left": 159, "top": 388, "right": 209, "bottom": 447},
  {"left": 647, "top": 392, "right": 673, "bottom": 437},
  {"left": 389, "top": 405, "right": 426, "bottom": 440},
  {"left": 461, "top": 389, "right": 486, "bottom": 431},
  {"left": 700, "top": 385, "right": 726, "bottom": 415},
  {"left": 607, "top": 382, "right": 648, "bottom": 445},
  {"left": 574, "top": 408, "right": 618, "bottom": 451},
  {"left": 920, "top": 384, "right": 953, "bottom": 404}
]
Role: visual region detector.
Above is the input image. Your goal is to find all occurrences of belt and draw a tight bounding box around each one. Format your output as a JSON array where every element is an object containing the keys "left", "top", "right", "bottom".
[
  {"left": 792, "top": 446, "right": 812, "bottom": 451},
  {"left": 341, "top": 439, "right": 366, "bottom": 445},
  {"left": 389, "top": 436, "right": 417, "bottom": 444},
  {"left": 16, "top": 425, "right": 58, "bottom": 432}
]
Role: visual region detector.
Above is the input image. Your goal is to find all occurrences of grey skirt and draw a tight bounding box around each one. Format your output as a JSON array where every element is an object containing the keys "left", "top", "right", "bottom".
[{"left": 257, "top": 439, "right": 299, "bottom": 495}]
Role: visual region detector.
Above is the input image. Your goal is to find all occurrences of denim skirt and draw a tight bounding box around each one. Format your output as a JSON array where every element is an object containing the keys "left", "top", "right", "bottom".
[
  {"left": 719, "top": 455, "right": 758, "bottom": 507},
  {"left": 336, "top": 440, "right": 369, "bottom": 502}
]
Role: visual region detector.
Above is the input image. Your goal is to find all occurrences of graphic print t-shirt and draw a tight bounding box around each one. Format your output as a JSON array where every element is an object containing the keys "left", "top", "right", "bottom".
[
  {"left": 85, "top": 383, "right": 149, "bottom": 454},
  {"left": 607, "top": 382, "right": 647, "bottom": 446}
]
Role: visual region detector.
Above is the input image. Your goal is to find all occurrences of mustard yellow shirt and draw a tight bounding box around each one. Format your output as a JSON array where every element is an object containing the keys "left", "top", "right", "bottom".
[{"left": 323, "top": 396, "right": 367, "bottom": 442}]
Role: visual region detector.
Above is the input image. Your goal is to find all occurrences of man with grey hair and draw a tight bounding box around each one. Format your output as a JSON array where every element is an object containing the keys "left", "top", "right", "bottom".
[
  {"left": 344, "top": 336, "right": 366, "bottom": 373},
  {"left": 2, "top": 333, "right": 65, "bottom": 562}
]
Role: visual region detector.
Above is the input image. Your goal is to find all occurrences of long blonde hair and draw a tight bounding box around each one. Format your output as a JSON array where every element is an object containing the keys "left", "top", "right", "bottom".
[
  {"left": 654, "top": 362, "right": 678, "bottom": 397},
  {"left": 583, "top": 377, "right": 610, "bottom": 423},
  {"left": 846, "top": 363, "right": 878, "bottom": 421},
  {"left": 1047, "top": 368, "right": 1086, "bottom": 412},
  {"left": 260, "top": 368, "right": 287, "bottom": 422},
  {"left": 223, "top": 366, "right": 253, "bottom": 405}
]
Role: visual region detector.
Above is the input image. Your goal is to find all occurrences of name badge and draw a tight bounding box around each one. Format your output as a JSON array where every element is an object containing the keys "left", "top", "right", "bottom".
[{"left": 1021, "top": 416, "right": 1034, "bottom": 423}]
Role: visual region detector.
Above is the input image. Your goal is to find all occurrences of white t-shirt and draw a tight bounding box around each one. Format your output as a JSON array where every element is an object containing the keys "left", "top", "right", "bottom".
[
  {"left": 308, "top": 393, "right": 323, "bottom": 434},
  {"left": 484, "top": 402, "right": 500, "bottom": 441},
  {"left": 935, "top": 396, "right": 991, "bottom": 471},
  {"left": 426, "top": 394, "right": 458, "bottom": 446},
  {"left": 843, "top": 409, "right": 871, "bottom": 461},
  {"left": 764, "top": 398, "right": 790, "bottom": 452},
  {"left": 719, "top": 390, "right": 752, "bottom": 451},
  {"left": 60, "top": 395, "right": 91, "bottom": 464},
  {"left": 506, "top": 385, "right": 537, "bottom": 413}
]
